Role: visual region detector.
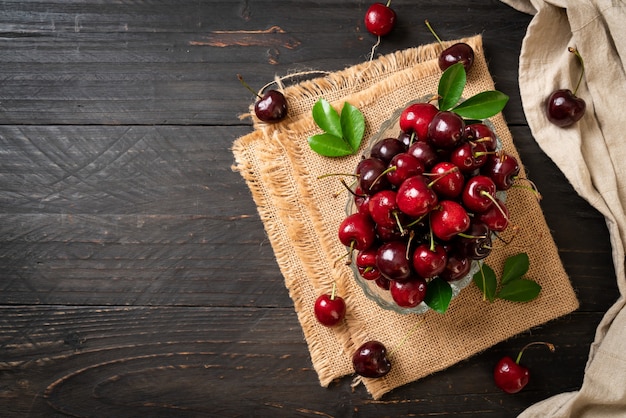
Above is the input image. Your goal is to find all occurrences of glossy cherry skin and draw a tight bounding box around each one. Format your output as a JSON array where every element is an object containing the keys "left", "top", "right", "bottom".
[
  {"left": 450, "top": 142, "right": 489, "bottom": 173},
  {"left": 408, "top": 141, "right": 439, "bottom": 170},
  {"left": 368, "top": 190, "right": 401, "bottom": 229},
  {"left": 399, "top": 102, "right": 439, "bottom": 141},
  {"left": 386, "top": 153, "right": 424, "bottom": 186},
  {"left": 477, "top": 196, "right": 509, "bottom": 232},
  {"left": 255, "top": 90, "right": 288, "bottom": 123},
  {"left": 439, "top": 43, "right": 475, "bottom": 72},
  {"left": 396, "top": 175, "right": 438, "bottom": 217},
  {"left": 494, "top": 356, "right": 529, "bottom": 394},
  {"left": 338, "top": 213, "right": 376, "bottom": 251},
  {"left": 546, "top": 89, "right": 586, "bottom": 127},
  {"left": 430, "top": 161, "right": 465, "bottom": 199},
  {"left": 428, "top": 111, "right": 466, "bottom": 150},
  {"left": 356, "top": 248, "right": 381, "bottom": 281},
  {"left": 481, "top": 152, "right": 520, "bottom": 191},
  {"left": 390, "top": 276, "right": 427, "bottom": 308},
  {"left": 352, "top": 340, "right": 392, "bottom": 378},
  {"left": 376, "top": 240, "right": 413, "bottom": 282},
  {"left": 462, "top": 175, "right": 497, "bottom": 213},
  {"left": 455, "top": 220, "right": 492, "bottom": 260},
  {"left": 465, "top": 122, "right": 497, "bottom": 151},
  {"left": 412, "top": 243, "right": 447, "bottom": 279},
  {"left": 370, "top": 137, "right": 406, "bottom": 164},
  {"left": 430, "top": 200, "right": 470, "bottom": 241},
  {"left": 364, "top": 2, "right": 396, "bottom": 37},
  {"left": 357, "top": 157, "right": 390, "bottom": 195},
  {"left": 314, "top": 293, "right": 346, "bottom": 327},
  {"left": 439, "top": 250, "right": 471, "bottom": 282}
]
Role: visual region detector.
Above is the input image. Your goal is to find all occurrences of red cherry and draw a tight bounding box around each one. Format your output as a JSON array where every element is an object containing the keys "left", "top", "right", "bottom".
[
  {"left": 390, "top": 276, "right": 427, "bottom": 308},
  {"left": 364, "top": 2, "right": 396, "bottom": 37},
  {"left": 237, "top": 74, "right": 288, "bottom": 123},
  {"left": 352, "top": 340, "right": 392, "bottom": 378},
  {"left": 412, "top": 243, "right": 447, "bottom": 279},
  {"left": 386, "top": 152, "right": 425, "bottom": 186},
  {"left": 396, "top": 175, "right": 438, "bottom": 218},
  {"left": 464, "top": 122, "right": 497, "bottom": 151},
  {"left": 461, "top": 175, "right": 497, "bottom": 213},
  {"left": 430, "top": 161, "right": 465, "bottom": 199},
  {"left": 494, "top": 342, "right": 556, "bottom": 394},
  {"left": 356, "top": 248, "right": 381, "bottom": 281},
  {"left": 399, "top": 102, "right": 439, "bottom": 141},
  {"left": 546, "top": 48, "right": 586, "bottom": 128},
  {"left": 368, "top": 190, "right": 402, "bottom": 229},
  {"left": 481, "top": 152, "right": 520, "bottom": 191},
  {"left": 430, "top": 200, "right": 470, "bottom": 241},
  {"left": 314, "top": 284, "right": 346, "bottom": 327},
  {"left": 338, "top": 213, "right": 376, "bottom": 252}
]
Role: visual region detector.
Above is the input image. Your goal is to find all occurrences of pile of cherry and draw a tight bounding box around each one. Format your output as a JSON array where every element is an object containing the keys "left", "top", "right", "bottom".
[{"left": 338, "top": 101, "right": 520, "bottom": 311}]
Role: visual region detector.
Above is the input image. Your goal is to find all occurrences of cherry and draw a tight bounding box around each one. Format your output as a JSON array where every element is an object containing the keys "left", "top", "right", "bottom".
[
  {"left": 368, "top": 190, "right": 403, "bottom": 230},
  {"left": 338, "top": 213, "right": 376, "bottom": 253},
  {"left": 439, "top": 249, "right": 471, "bottom": 282},
  {"left": 408, "top": 141, "right": 439, "bottom": 170},
  {"left": 461, "top": 175, "right": 498, "bottom": 213},
  {"left": 425, "top": 20, "right": 474, "bottom": 72},
  {"left": 314, "top": 283, "right": 346, "bottom": 327},
  {"left": 481, "top": 151, "right": 520, "bottom": 191},
  {"left": 428, "top": 111, "right": 466, "bottom": 150},
  {"left": 390, "top": 276, "right": 427, "bottom": 308},
  {"left": 412, "top": 243, "right": 447, "bottom": 279},
  {"left": 396, "top": 175, "right": 438, "bottom": 217},
  {"left": 353, "top": 185, "right": 371, "bottom": 216},
  {"left": 376, "top": 240, "right": 413, "bottom": 281},
  {"left": 430, "top": 200, "right": 470, "bottom": 241},
  {"left": 494, "top": 342, "right": 556, "bottom": 394},
  {"left": 352, "top": 340, "right": 392, "bottom": 378},
  {"left": 357, "top": 157, "right": 390, "bottom": 195},
  {"left": 546, "top": 48, "right": 586, "bottom": 127},
  {"left": 364, "top": 1, "right": 396, "bottom": 37},
  {"left": 450, "top": 142, "right": 489, "bottom": 173},
  {"left": 356, "top": 248, "right": 382, "bottom": 280},
  {"left": 455, "top": 220, "right": 492, "bottom": 260},
  {"left": 386, "top": 152, "right": 425, "bottom": 186},
  {"left": 477, "top": 196, "right": 509, "bottom": 232},
  {"left": 430, "top": 161, "right": 465, "bottom": 199},
  {"left": 237, "top": 74, "right": 288, "bottom": 123},
  {"left": 376, "top": 224, "right": 405, "bottom": 242},
  {"left": 370, "top": 137, "right": 406, "bottom": 164},
  {"left": 399, "top": 102, "right": 439, "bottom": 141},
  {"left": 464, "top": 122, "right": 497, "bottom": 151}
]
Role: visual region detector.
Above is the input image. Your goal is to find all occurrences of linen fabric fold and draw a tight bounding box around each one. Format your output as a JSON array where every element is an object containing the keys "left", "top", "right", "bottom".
[
  {"left": 233, "top": 35, "right": 579, "bottom": 399},
  {"left": 500, "top": 0, "right": 626, "bottom": 416}
]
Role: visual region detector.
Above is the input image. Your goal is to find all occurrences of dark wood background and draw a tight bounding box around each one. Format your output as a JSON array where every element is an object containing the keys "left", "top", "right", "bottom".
[{"left": 0, "top": 1, "right": 618, "bottom": 417}]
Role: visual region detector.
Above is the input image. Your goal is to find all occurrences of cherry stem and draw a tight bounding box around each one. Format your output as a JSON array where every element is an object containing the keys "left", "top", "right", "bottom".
[
  {"left": 512, "top": 178, "right": 542, "bottom": 201},
  {"left": 516, "top": 341, "right": 556, "bottom": 365},
  {"left": 330, "top": 282, "right": 337, "bottom": 300},
  {"left": 339, "top": 178, "right": 367, "bottom": 198},
  {"left": 425, "top": 166, "right": 460, "bottom": 188},
  {"left": 428, "top": 214, "right": 435, "bottom": 252},
  {"left": 392, "top": 211, "right": 406, "bottom": 235},
  {"left": 480, "top": 191, "right": 509, "bottom": 221},
  {"left": 370, "top": 166, "right": 396, "bottom": 190},
  {"left": 569, "top": 47, "right": 585, "bottom": 96},
  {"left": 424, "top": 20, "right": 444, "bottom": 47},
  {"left": 237, "top": 74, "right": 262, "bottom": 99},
  {"left": 388, "top": 317, "right": 425, "bottom": 357}
]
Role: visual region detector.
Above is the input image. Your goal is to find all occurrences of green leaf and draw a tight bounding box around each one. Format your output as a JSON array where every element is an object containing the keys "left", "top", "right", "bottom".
[
  {"left": 340, "top": 102, "right": 365, "bottom": 153},
  {"left": 438, "top": 62, "right": 466, "bottom": 111},
  {"left": 307, "top": 133, "right": 353, "bottom": 157},
  {"left": 473, "top": 263, "right": 497, "bottom": 302},
  {"left": 424, "top": 277, "right": 453, "bottom": 314},
  {"left": 452, "top": 90, "right": 509, "bottom": 119},
  {"left": 497, "top": 278, "right": 541, "bottom": 302},
  {"left": 501, "top": 252, "right": 530, "bottom": 285},
  {"left": 312, "top": 99, "right": 342, "bottom": 138}
]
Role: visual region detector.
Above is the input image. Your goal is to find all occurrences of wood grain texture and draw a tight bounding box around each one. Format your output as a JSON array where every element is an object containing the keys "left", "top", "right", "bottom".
[{"left": 0, "top": 0, "right": 618, "bottom": 417}]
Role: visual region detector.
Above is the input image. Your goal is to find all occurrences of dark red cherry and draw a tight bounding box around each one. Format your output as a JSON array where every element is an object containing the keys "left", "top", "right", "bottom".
[
  {"left": 390, "top": 276, "right": 427, "bottom": 308},
  {"left": 439, "top": 250, "right": 471, "bottom": 282},
  {"left": 408, "top": 141, "right": 439, "bottom": 170},
  {"left": 357, "top": 157, "right": 390, "bottom": 195},
  {"left": 238, "top": 74, "right": 288, "bottom": 123},
  {"left": 364, "top": 2, "right": 396, "bottom": 37},
  {"left": 454, "top": 220, "right": 492, "bottom": 260},
  {"left": 338, "top": 213, "right": 376, "bottom": 252},
  {"left": 439, "top": 43, "right": 474, "bottom": 72},
  {"left": 356, "top": 248, "right": 382, "bottom": 281},
  {"left": 546, "top": 89, "right": 586, "bottom": 127},
  {"left": 465, "top": 122, "right": 497, "bottom": 151},
  {"left": 370, "top": 137, "right": 406, "bottom": 164},
  {"left": 481, "top": 152, "right": 520, "bottom": 191},
  {"left": 430, "top": 161, "right": 465, "bottom": 199},
  {"left": 352, "top": 340, "right": 391, "bottom": 378},
  {"left": 396, "top": 175, "right": 438, "bottom": 218},
  {"left": 430, "top": 200, "right": 470, "bottom": 241},
  {"left": 462, "top": 175, "right": 497, "bottom": 213},
  {"left": 399, "top": 102, "right": 439, "bottom": 141},
  {"left": 376, "top": 240, "right": 413, "bottom": 282},
  {"left": 428, "top": 111, "right": 465, "bottom": 150},
  {"left": 412, "top": 243, "right": 447, "bottom": 279},
  {"left": 386, "top": 153, "right": 425, "bottom": 186}
]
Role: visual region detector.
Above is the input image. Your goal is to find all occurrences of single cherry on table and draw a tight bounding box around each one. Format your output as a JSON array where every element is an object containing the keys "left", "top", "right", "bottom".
[
  {"left": 364, "top": 1, "right": 396, "bottom": 37},
  {"left": 237, "top": 74, "right": 288, "bottom": 123},
  {"left": 314, "top": 283, "right": 346, "bottom": 327},
  {"left": 494, "top": 341, "right": 556, "bottom": 394}
]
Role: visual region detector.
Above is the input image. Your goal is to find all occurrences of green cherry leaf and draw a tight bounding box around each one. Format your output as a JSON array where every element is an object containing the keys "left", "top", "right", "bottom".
[
  {"left": 438, "top": 62, "right": 466, "bottom": 111},
  {"left": 424, "top": 277, "right": 453, "bottom": 314},
  {"left": 307, "top": 133, "right": 353, "bottom": 157},
  {"left": 497, "top": 278, "right": 542, "bottom": 302},
  {"left": 473, "top": 263, "right": 497, "bottom": 302},
  {"left": 452, "top": 90, "right": 509, "bottom": 120},
  {"left": 340, "top": 102, "right": 365, "bottom": 153},
  {"left": 501, "top": 252, "right": 530, "bottom": 285},
  {"left": 312, "top": 98, "right": 342, "bottom": 139}
]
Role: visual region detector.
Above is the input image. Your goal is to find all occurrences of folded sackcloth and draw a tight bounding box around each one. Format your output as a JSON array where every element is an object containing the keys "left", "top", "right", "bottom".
[
  {"left": 498, "top": 1, "right": 626, "bottom": 416},
  {"left": 233, "top": 34, "right": 579, "bottom": 399}
]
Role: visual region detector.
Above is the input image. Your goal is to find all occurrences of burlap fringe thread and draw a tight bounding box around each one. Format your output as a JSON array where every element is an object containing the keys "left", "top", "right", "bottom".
[{"left": 232, "top": 35, "right": 579, "bottom": 400}]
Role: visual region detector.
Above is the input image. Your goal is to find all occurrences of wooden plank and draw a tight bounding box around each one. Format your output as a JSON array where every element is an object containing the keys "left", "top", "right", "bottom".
[
  {"left": 0, "top": 306, "right": 607, "bottom": 417},
  {"left": 0, "top": 1, "right": 531, "bottom": 125}
]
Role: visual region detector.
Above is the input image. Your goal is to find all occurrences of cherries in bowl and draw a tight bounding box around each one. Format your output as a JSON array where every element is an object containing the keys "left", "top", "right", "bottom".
[{"left": 341, "top": 98, "right": 506, "bottom": 315}]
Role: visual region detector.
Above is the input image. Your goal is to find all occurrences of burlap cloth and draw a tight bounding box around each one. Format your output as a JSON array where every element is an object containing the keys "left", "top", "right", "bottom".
[
  {"left": 232, "top": 35, "right": 579, "bottom": 400},
  {"left": 499, "top": 1, "right": 626, "bottom": 417}
]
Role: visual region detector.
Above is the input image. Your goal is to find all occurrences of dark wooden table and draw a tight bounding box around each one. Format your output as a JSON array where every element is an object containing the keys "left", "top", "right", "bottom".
[{"left": 0, "top": 1, "right": 618, "bottom": 417}]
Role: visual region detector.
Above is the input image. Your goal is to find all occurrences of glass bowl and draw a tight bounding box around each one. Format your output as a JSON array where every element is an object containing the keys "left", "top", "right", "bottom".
[{"left": 347, "top": 98, "right": 503, "bottom": 315}]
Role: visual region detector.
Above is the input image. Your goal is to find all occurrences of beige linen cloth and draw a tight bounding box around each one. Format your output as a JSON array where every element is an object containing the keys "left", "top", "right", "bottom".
[
  {"left": 233, "top": 35, "right": 580, "bottom": 400},
  {"left": 500, "top": 0, "right": 626, "bottom": 417}
]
